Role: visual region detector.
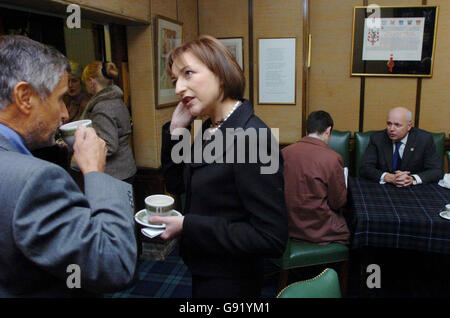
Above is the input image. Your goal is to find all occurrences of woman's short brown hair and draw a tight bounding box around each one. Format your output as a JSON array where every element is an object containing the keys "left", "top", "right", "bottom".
[{"left": 166, "top": 35, "right": 245, "bottom": 101}]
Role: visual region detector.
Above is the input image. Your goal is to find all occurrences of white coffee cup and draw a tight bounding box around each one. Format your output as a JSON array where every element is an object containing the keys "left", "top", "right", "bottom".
[
  {"left": 446, "top": 204, "right": 450, "bottom": 212},
  {"left": 144, "top": 194, "right": 174, "bottom": 218},
  {"left": 59, "top": 119, "right": 92, "bottom": 148}
]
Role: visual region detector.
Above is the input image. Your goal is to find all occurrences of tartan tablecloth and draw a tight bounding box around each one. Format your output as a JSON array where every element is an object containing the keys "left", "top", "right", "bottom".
[{"left": 348, "top": 177, "right": 450, "bottom": 254}]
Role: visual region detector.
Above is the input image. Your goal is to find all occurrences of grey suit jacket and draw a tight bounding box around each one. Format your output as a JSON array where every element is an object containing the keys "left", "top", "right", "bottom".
[
  {"left": 0, "top": 134, "right": 137, "bottom": 297},
  {"left": 359, "top": 127, "right": 442, "bottom": 184}
]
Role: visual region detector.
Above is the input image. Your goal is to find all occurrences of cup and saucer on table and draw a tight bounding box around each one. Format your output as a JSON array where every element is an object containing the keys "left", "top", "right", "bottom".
[
  {"left": 439, "top": 204, "right": 450, "bottom": 220},
  {"left": 134, "top": 194, "right": 182, "bottom": 238}
]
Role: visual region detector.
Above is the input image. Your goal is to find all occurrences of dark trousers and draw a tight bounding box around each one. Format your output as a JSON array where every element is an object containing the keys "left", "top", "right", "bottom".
[{"left": 191, "top": 275, "right": 262, "bottom": 298}]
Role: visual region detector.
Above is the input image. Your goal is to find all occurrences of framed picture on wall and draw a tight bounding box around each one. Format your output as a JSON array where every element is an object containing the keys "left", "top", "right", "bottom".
[
  {"left": 154, "top": 15, "right": 183, "bottom": 108},
  {"left": 218, "top": 37, "right": 244, "bottom": 71},
  {"left": 258, "top": 37, "right": 296, "bottom": 105},
  {"left": 351, "top": 5, "right": 439, "bottom": 77}
]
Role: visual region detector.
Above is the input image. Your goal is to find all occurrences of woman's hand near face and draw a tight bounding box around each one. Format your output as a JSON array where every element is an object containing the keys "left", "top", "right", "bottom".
[
  {"left": 170, "top": 101, "right": 195, "bottom": 135},
  {"left": 148, "top": 215, "right": 184, "bottom": 240}
]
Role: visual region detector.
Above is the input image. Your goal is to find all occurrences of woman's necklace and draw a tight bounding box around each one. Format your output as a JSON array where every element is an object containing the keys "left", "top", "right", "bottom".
[
  {"left": 210, "top": 100, "right": 241, "bottom": 129},
  {"left": 204, "top": 100, "right": 241, "bottom": 140}
]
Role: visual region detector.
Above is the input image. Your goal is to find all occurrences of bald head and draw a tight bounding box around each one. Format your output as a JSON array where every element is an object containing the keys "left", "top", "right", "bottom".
[{"left": 386, "top": 107, "right": 412, "bottom": 141}]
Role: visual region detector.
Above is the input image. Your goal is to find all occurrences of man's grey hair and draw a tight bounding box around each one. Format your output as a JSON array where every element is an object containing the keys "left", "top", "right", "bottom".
[{"left": 0, "top": 35, "right": 70, "bottom": 110}]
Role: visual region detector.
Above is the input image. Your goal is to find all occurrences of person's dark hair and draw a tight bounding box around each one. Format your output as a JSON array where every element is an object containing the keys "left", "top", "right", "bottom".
[
  {"left": 0, "top": 35, "right": 70, "bottom": 110},
  {"left": 306, "top": 110, "right": 334, "bottom": 134},
  {"left": 166, "top": 35, "right": 245, "bottom": 101}
]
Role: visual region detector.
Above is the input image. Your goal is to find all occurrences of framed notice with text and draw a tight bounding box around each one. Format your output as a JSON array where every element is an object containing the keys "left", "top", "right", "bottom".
[
  {"left": 258, "top": 38, "right": 296, "bottom": 104},
  {"left": 351, "top": 5, "right": 438, "bottom": 77},
  {"left": 218, "top": 37, "right": 244, "bottom": 71},
  {"left": 154, "top": 15, "right": 183, "bottom": 108}
]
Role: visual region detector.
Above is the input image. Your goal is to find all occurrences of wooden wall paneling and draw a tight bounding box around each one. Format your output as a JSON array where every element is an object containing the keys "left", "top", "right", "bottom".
[
  {"left": 308, "top": 0, "right": 361, "bottom": 134},
  {"left": 420, "top": 0, "right": 450, "bottom": 135},
  {"left": 253, "top": 0, "right": 303, "bottom": 144},
  {"left": 62, "top": 0, "right": 151, "bottom": 22},
  {"left": 177, "top": 0, "right": 199, "bottom": 43},
  {"left": 363, "top": 78, "right": 418, "bottom": 131},
  {"left": 198, "top": 0, "right": 249, "bottom": 100},
  {"left": 126, "top": 25, "right": 158, "bottom": 167}
]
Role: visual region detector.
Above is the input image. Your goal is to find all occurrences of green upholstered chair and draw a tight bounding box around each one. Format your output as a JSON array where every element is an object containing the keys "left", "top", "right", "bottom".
[
  {"left": 431, "top": 132, "right": 445, "bottom": 171},
  {"left": 277, "top": 268, "right": 342, "bottom": 298},
  {"left": 273, "top": 238, "right": 349, "bottom": 295},
  {"left": 328, "top": 130, "right": 351, "bottom": 168},
  {"left": 447, "top": 151, "right": 450, "bottom": 172},
  {"left": 354, "top": 130, "right": 376, "bottom": 177}
]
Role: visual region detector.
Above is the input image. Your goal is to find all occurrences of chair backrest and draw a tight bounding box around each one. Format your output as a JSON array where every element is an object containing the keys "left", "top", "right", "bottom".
[
  {"left": 354, "top": 130, "right": 376, "bottom": 177},
  {"left": 431, "top": 132, "right": 445, "bottom": 171},
  {"left": 447, "top": 151, "right": 450, "bottom": 172},
  {"left": 329, "top": 130, "right": 351, "bottom": 167},
  {"left": 277, "top": 268, "right": 342, "bottom": 298}
]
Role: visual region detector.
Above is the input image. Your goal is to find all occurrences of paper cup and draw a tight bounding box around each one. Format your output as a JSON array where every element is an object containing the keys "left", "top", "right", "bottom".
[{"left": 59, "top": 119, "right": 92, "bottom": 148}]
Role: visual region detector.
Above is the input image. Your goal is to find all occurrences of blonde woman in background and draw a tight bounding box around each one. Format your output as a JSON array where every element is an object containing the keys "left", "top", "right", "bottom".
[
  {"left": 64, "top": 61, "right": 91, "bottom": 123},
  {"left": 81, "top": 61, "right": 137, "bottom": 184}
]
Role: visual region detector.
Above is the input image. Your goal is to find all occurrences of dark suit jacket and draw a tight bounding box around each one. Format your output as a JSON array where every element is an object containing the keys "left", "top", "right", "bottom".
[
  {"left": 359, "top": 127, "right": 442, "bottom": 184},
  {"left": 0, "top": 134, "right": 137, "bottom": 297},
  {"left": 282, "top": 137, "right": 349, "bottom": 245},
  {"left": 161, "top": 99, "right": 288, "bottom": 279}
]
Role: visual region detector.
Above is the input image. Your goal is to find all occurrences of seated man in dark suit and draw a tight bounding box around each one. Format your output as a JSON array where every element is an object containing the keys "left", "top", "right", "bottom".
[
  {"left": 360, "top": 107, "right": 442, "bottom": 187},
  {"left": 282, "top": 111, "right": 349, "bottom": 245}
]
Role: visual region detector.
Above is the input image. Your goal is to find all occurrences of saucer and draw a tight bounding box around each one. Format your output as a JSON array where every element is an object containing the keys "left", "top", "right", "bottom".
[
  {"left": 439, "top": 211, "right": 450, "bottom": 220},
  {"left": 134, "top": 209, "right": 182, "bottom": 228}
]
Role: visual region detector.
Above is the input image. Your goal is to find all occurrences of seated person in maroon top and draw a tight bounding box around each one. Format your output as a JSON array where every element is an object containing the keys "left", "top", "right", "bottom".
[{"left": 282, "top": 111, "right": 349, "bottom": 245}]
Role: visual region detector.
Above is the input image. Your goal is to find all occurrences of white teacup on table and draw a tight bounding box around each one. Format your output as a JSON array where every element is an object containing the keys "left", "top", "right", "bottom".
[
  {"left": 439, "top": 204, "right": 450, "bottom": 220},
  {"left": 59, "top": 119, "right": 92, "bottom": 149}
]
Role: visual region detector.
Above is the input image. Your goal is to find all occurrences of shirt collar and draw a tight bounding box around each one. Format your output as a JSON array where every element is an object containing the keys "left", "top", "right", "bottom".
[
  {"left": 393, "top": 133, "right": 409, "bottom": 145},
  {"left": 0, "top": 123, "right": 32, "bottom": 155}
]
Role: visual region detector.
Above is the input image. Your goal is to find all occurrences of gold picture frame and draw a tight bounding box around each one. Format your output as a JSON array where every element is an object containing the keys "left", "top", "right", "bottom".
[{"left": 154, "top": 15, "right": 183, "bottom": 108}]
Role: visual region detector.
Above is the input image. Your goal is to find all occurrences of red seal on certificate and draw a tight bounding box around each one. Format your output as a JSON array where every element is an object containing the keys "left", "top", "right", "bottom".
[{"left": 387, "top": 54, "right": 395, "bottom": 72}]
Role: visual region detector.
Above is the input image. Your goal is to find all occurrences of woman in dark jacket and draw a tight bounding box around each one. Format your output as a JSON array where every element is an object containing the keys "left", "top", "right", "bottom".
[
  {"left": 151, "top": 35, "right": 288, "bottom": 298},
  {"left": 81, "top": 61, "right": 136, "bottom": 184}
]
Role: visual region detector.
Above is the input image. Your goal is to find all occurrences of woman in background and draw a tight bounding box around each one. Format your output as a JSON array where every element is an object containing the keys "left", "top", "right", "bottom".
[
  {"left": 152, "top": 35, "right": 288, "bottom": 298},
  {"left": 64, "top": 61, "right": 90, "bottom": 123},
  {"left": 81, "top": 61, "right": 136, "bottom": 184}
]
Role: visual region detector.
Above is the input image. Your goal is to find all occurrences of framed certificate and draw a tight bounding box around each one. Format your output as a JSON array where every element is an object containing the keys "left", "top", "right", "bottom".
[
  {"left": 351, "top": 5, "right": 439, "bottom": 77},
  {"left": 258, "top": 38, "right": 296, "bottom": 104}
]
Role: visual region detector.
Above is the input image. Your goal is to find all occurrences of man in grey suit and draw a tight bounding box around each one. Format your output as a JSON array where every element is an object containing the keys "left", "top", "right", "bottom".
[
  {"left": 360, "top": 107, "right": 442, "bottom": 187},
  {"left": 0, "top": 35, "right": 137, "bottom": 297}
]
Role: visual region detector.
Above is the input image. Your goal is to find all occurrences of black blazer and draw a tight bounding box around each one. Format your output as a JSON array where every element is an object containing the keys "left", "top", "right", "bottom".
[
  {"left": 161, "top": 99, "right": 288, "bottom": 278},
  {"left": 359, "top": 127, "right": 442, "bottom": 184}
]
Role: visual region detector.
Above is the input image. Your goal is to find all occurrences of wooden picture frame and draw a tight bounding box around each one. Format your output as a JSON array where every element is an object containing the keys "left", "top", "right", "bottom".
[
  {"left": 154, "top": 15, "right": 183, "bottom": 108},
  {"left": 218, "top": 37, "right": 244, "bottom": 71},
  {"left": 257, "top": 37, "right": 296, "bottom": 105},
  {"left": 351, "top": 5, "right": 439, "bottom": 77}
]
